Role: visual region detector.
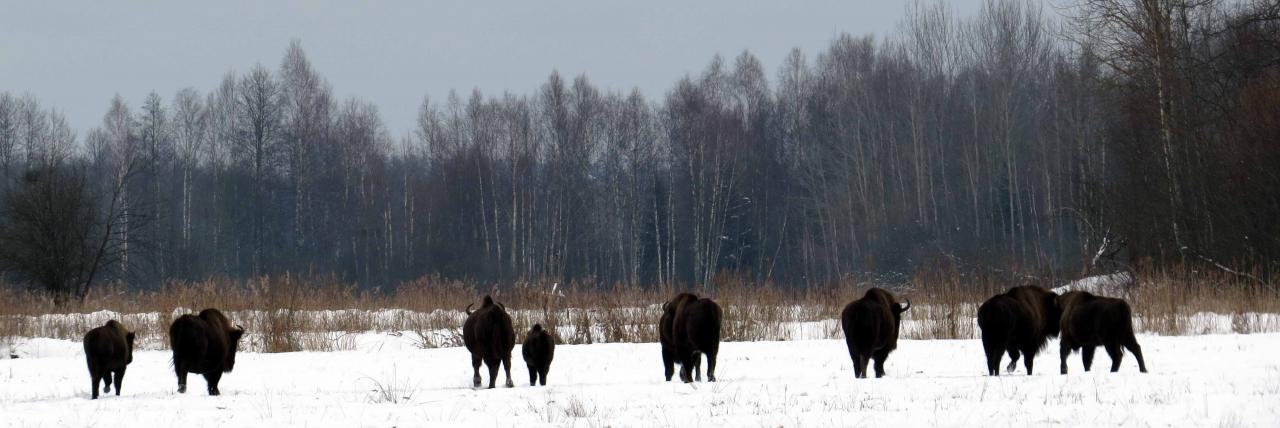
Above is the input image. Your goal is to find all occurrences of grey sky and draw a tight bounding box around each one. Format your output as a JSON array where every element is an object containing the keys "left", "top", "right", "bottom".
[{"left": 2, "top": 0, "right": 984, "bottom": 138}]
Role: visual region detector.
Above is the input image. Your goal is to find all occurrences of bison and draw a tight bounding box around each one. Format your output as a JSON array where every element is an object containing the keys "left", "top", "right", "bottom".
[
  {"left": 83, "top": 320, "right": 136, "bottom": 399},
  {"left": 521, "top": 323, "right": 555, "bottom": 386},
  {"left": 840, "top": 288, "right": 911, "bottom": 378},
  {"left": 977, "top": 285, "right": 1061, "bottom": 376},
  {"left": 659, "top": 293, "right": 722, "bottom": 383},
  {"left": 1057, "top": 291, "right": 1148, "bottom": 374},
  {"left": 169, "top": 308, "right": 245, "bottom": 395},
  {"left": 463, "top": 295, "right": 516, "bottom": 388}
]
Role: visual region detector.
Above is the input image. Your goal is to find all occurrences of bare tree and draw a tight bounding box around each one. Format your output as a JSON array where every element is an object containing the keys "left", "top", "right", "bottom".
[
  {"left": 171, "top": 85, "right": 206, "bottom": 257},
  {"left": 235, "top": 65, "right": 283, "bottom": 275}
]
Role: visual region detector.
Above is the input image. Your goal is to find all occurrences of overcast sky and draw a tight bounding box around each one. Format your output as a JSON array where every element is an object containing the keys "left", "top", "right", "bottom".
[{"left": 2, "top": 0, "right": 986, "bottom": 138}]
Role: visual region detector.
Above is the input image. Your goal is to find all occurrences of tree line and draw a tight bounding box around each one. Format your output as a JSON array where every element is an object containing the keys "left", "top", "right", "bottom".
[{"left": 1, "top": 0, "right": 1276, "bottom": 299}]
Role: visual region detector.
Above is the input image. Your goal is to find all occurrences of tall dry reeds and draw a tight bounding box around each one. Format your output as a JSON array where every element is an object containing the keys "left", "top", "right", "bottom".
[{"left": 0, "top": 265, "right": 1275, "bottom": 353}]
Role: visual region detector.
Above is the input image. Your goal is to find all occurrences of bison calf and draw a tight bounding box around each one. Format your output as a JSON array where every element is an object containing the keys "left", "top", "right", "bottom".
[
  {"left": 1057, "top": 291, "right": 1148, "bottom": 374},
  {"left": 83, "top": 320, "right": 136, "bottom": 399},
  {"left": 840, "top": 288, "right": 910, "bottom": 378},
  {"left": 169, "top": 308, "right": 245, "bottom": 395},
  {"left": 977, "top": 285, "right": 1061, "bottom": 376},
  {"left": 659, "top": 293, "right": 722, "bottom": 383},
  {"left": 463, "top": 295, "right": 516, "bottom": 389},
  {"left": 521, "top": 324, "right": 555, "bottom": 386}
]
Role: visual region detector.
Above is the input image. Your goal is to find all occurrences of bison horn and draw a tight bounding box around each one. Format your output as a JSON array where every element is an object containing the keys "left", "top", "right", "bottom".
[
  {"left": 465, "top": 303, "right": 474, "bottom": 315},
  {"left": 901, "top": 298, "right": 912, "bottom": 312},
  {"left": 235, "top": 324, "right": 245, "bottom": 331},
  {"left": 498, "top": 302, "right": 507, "bottom": 311}
]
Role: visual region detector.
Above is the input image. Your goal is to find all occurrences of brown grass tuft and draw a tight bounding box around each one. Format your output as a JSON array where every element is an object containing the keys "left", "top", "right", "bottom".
[{"left": 0, "top": 264, "right": 1276, "bottom": 353}]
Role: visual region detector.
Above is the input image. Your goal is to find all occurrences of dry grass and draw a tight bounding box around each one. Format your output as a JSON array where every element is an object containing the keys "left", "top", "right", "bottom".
[{"left": 0, "top": 265, "right": 1276, "bottom": 353}]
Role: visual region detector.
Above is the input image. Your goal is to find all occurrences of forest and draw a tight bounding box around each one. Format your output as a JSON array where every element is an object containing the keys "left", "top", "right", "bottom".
[{"left": 1, "top": 0, "right": 1277, "bottom": 299}]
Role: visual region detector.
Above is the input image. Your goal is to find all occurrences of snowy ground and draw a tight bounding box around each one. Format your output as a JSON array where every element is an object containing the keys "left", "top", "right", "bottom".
[{"left": 2, "top": 332, "right": 1277, "bottom": 427}]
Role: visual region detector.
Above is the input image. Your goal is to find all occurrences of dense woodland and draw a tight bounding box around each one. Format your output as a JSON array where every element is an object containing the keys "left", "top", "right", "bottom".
[{"left": 1, "top": 0, "right": 1277, "bottom": 299}]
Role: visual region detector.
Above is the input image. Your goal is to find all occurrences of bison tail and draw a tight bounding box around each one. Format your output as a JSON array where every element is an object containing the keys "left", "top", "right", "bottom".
[
  {"left": 1108, "top": 302, "right": 1138, "bottom": 336},
  {"left": 848, "top": 306, "right": 880, "bottom": 348},
  {"left": 168, "top": 317, "right": 205, "bottom": 368},
  {"left": 976, "top": 302, "right": 1008, "bottom": 337}
]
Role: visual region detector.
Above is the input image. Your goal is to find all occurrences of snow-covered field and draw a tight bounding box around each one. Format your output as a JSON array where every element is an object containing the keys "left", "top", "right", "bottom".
[{"left": 2, "top": 332, "right": 1277, "bottom": 427}]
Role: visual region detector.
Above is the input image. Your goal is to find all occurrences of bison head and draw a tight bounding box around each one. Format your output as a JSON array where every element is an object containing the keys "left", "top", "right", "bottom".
[
  {"left": 895, "top": 298, "right": 911, "bottom": 314},
  {"left": 226, "top": 325, "right": 245, "bottom": 371},
  {"left": 125, "top": 331, "right": 136, "bottom": 364},
  {"left": 1044, "top": 292, "right": 1064, "bottom": 336}
]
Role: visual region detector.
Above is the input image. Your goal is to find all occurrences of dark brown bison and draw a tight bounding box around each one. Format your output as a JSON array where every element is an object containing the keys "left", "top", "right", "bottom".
[
  {"left": 83, "top": 320, "right": 136, "bottom": 399},
  {"left": 1057, "top": 291, "right": 1148, "bottom": 374},
  {"left": 659, "top": 293, "right": 722, "bottom": 383},
  {"left": 840, "top": 288, "right": 911, "bottom": 378},
  {"left": 463, "top": 295, "right": 516, "bottom": 388},
  {"left": 977, "top": 285, "right": 1061, "bottom": 376},
  {"left": 521, "top": 323, "right": 555, "bottom": 386},
  {"left": 169, "top": 308, "right": 245, "bottom": 395}
]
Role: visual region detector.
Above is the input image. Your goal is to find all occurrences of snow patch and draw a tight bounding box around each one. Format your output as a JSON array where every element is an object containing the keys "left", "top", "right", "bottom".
[{"left": 1, "top": 334, "right": 1276, "bottom": 426}]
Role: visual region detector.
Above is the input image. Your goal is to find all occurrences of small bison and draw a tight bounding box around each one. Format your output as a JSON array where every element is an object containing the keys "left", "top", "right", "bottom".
[
  {"left": 521, "top": 323, "right": 556, "bottom": 386},
  {"left": 841, "top": 288, "right": 911, "bottom": 378},
  {"left": 977, "top": 285, "right": 1061, "bottom": 376},
  {"left": 169, "top": 308, "right": 245, "bottom": 395},
  {"left": 1057, "top": 291, "right": 1148, "bottom": 374},
  {"left": 83, "top": 320, "right": 136, "bottom": 399},
  {"left": 659, "top": 293, "right": 722, "bottom": 383},
  {"left": 463, "top": 295, "right": 516, "bottom": 388}
]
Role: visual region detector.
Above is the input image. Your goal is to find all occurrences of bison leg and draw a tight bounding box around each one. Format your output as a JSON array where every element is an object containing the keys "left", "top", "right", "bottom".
[
  {"left": 1124, "top": 336, "right": 1148, "bottom": 373},
  {"left": 854, "top": 354, "right": 871, "bottom": 379},
  {"left": 538, "top": 364, "right": 550, "bottom": 386},
  {"left": 679, "top": 358, "right": 694, "bottom": 383},
  {"left": 662, "top": 344, "right": 676, "bottom": 382},
  {"left": 1021, "top": 346, "right": 1037, "bottom": 375},
  {"left": 175, "top": 363, "right": 189, "bottom": 394},
  {"left": 113, "top": 367, "right": 126, "bottom": 396},
  {"left": 1059, "top": 340, "right": 1073, "bottom": 375},
  {"left": 1105, "top": 344, "right": 1124, "bottom": 372},
  {"left": 692, "top": 351, "right": 702, "bottom": 382},
  {"left": 872, "top": 348, "right": 891, "bottom": 378},
  {"left": 527, "top": 364, "right": 538, "bottom": 386},
  {"left": 1005, "top": 349, "right": 1021, "bottom": 374},
  {"left": 982, "top": 341, "right": 1002, "bottom": 376},
  {"left": 1082, "top": 346, "right": 1097, "bottom": 371},
  {"left": 90, "top": 367, "right": 102, "bottom": 400},
  {"left": 204, "top": 371, "right": 222, "bottom": 396},
  {"left": 847, "top": 338, "right": 864, "bottom": 378},
  {"left": 484, "top": 357, "right": 500, "bottom": 389},
  {"left": 502, "top": 355, "right": 514, "bottom": 388},
  {"left": 705, "top": 349, "right": 717, "bottom": 382},
  {"left": 471, "top": 354, "right": 483, "bottom": 388}
]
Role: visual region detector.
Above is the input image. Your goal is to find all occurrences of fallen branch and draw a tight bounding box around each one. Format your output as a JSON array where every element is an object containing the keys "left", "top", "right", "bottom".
[{"left": 1180, "top": 246, "right": 1271, "bottom": 288}]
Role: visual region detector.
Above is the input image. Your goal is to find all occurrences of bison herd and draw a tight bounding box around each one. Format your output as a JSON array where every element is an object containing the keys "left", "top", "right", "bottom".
[{"left": 75, "top": 286, "right": 1147, "bottom": 399}]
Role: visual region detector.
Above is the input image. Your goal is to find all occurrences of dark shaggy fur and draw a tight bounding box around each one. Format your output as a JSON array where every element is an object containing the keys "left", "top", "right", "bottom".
[
  {"left": 83, "top": 320, "right": 136, "bottom": 399},
  {"left": 169, "top": 308, "right": 245, "bottom": 395},
  {"left": 521, "top": 324, "right": 556, "bottom": 386},
  {"left": 1057, "top": 291, "right": 1148, "bottom": 374},
  {"left": 659, "top": 293, "right": 696, "bottom": 381},
  {"left": 840, "top": 288, "right": 911, "bottom": 378},
  {"left": 977, "top": 285, "right": 1061, "bottom": 376},
  {"left": 463, "top": 295, "right": 516, "bottom": 388},
  {"left": 659, "top": 293, "right": 722, "bottom": 383}
]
